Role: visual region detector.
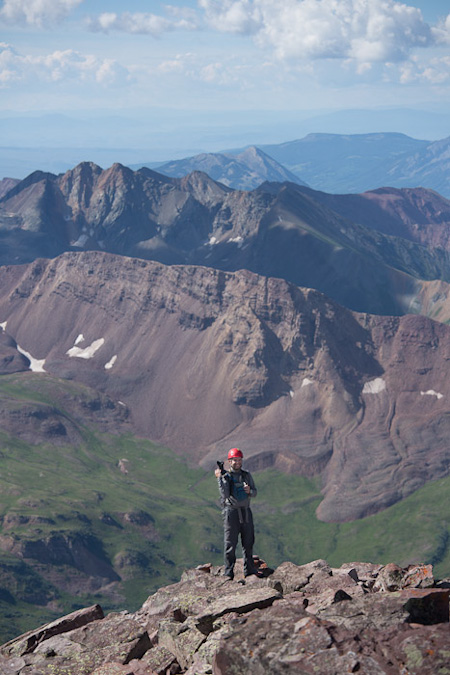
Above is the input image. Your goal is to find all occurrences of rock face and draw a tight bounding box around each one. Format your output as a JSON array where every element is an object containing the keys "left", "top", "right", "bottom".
[
  {"left": 1, "top": 559, "right": 449, "bottom": 675},
  {"left": 1, "top": 162, "right": 450, "bottom": 316},
  {"left": 1, "top": 251, "right": 450, "bottom": 520}
]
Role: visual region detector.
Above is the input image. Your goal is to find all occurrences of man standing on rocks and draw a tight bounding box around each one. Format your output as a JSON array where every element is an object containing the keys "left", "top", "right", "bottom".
[{"left": 215, "top": 447, "right": 260, "bottom": 580}]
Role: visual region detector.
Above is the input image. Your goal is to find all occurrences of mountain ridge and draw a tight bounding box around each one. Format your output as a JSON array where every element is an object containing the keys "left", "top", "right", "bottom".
[
  {"left": 2, "top": 162, "right": 450, "bottom": 318},
  {"left": 1, "top": 251, "right": 450, "bottom": 523},
  {"left": 259, "top": 132, "right": 450, "bottom": 197}
]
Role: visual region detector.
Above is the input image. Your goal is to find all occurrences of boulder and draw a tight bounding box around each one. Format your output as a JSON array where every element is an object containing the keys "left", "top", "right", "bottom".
[
  {"left": 0, "top": 604, "right": 104, "bottom": 656},
  {"left": 3, "top": 612, "right": 151, "bottom": 674},
  {"left": 318, "top": 588, "right": 450, "bottom": 630},
  {"left": 0, "top": 559, "right": 449, "bottom": 675},
  {"left": 373, "top": 562, "right": 435, "bottom": 592}
]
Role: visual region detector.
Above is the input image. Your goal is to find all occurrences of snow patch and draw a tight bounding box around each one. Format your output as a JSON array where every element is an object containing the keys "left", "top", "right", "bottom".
[
  {"left": 289, "top": 390, "right": 294, "bottom": 398},
  {"left": 302, "top": 378, "right": 313, "bottom": 388},
  {"left": 229, "top": 236, "right": 244, "bottom": 248},
  {"left": 208, "top": 236, "right": 218, "bottom": 246},
  {"left": 105, "top": 355, "right": 117, "bottom": 370},
  {"left": 75, "top": 334, "right": 84, "bottom": 345},
  {"left": 67, "top": 338, "right": 105, "bottom": 359},
  {"left": 72, "top": 234, "right": 89, "bottom": 248},
  {"left": 363, "top": 378, "right": 386, "bottom": 394},
  {"left": 421, "top": 390, "right": 443, "bottom": 400},
  {"left": 17, "top": 345, "right": 46, "bottom": 373},
  {"left": 0, "top": 321, "right": 7, "bottom": 331}
]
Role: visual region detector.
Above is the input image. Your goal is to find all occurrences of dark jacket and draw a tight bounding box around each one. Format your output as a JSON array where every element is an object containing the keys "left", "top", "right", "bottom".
[{"left": 217, "top": 468, "right": 257, "bottom": 509}]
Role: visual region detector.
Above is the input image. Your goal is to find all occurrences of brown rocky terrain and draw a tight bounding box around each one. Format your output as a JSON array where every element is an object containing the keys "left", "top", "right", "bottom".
[
  {"left": 312, "top": 185, "right": 450, "bottom": 250},
  {"left": 1, "top": 162, "right": 450, "bottom": 316},
  {"left": 0, "top": 251, "right": 449, "bottom": 522},
  {"left": 1, "top": 558, "right": 449, "bottom": 674}
]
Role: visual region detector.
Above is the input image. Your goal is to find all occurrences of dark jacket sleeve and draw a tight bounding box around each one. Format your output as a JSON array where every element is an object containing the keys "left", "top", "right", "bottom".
[{"left": 217, "top": 473, "right": 231, "bottom": 502}]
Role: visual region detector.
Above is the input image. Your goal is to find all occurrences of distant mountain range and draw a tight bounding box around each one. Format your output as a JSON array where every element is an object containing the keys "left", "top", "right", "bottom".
[
  {"left": 1, "top": 162, "right": 450, "bottom": 319},
  {"left": 132, "top": 132, "right": 450, "bottom": 198},
  {"left": 259, "top": 132, "right": 450, "bottom": 197},
  {"left": 3, "top": 131, "right": 450, "bottom": 198}
]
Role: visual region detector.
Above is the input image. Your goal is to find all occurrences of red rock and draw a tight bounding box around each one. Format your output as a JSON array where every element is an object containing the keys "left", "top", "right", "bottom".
[{"left": 0, "top": 604, "right": 104, "bottom": 656}]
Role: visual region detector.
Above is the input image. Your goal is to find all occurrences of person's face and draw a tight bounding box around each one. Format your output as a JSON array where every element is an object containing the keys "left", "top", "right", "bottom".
[{"left": 229, "top": 457, "right": 242, "bottom": 470}]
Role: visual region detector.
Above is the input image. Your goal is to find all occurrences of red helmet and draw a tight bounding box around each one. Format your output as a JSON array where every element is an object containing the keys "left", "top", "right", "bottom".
[{"left": 228, "top": 447, "right": 243, "bottom": 459}]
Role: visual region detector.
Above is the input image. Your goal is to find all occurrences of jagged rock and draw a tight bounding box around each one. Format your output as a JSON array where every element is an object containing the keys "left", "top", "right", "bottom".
[
  {"left": 158, "top": 617, "right": 207, "bottom": 670},
  {"left": 1, "top": 604, "right": 104, "bottom": 656},
  {"left": 267, "top": 558, "right": 331, "bottom": 594},
  {"left": 4, "top": 612, "right": 151, "bottom": 674},
  {"left": 212, "top": 596, "right": 388, "bottom": 675},
  {"left": 195, "top": 586, "right": 282, "bottom": 633},
  {"left": 1, "top": 560, "right": 449, "bottom": 675},
  {"left": 318, "top": 587, "right": 450, "bottom": 630},
  {"left": 373, "top": 562, "right": 435, "bottom": 592},
  {"left": 267, "top": 558, "right": 367, "bottom": 613},
  {"left": 133, "top": 645, "right": 179, "bottom": 674}
]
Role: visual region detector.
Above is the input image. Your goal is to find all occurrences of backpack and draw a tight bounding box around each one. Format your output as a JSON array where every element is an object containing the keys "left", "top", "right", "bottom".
[{"left": 229, "top": 469, "right": 250, "bottom": 502}]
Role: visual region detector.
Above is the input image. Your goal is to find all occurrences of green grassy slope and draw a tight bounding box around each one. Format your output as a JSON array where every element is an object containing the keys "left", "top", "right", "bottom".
[{"left": 0, "top": 373, "right": 449, "bottom": 643}]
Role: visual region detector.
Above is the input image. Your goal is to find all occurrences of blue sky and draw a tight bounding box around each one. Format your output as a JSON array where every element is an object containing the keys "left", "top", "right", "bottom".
[{"left": 1, "top": 0, "right": 450, "bottom": 162}]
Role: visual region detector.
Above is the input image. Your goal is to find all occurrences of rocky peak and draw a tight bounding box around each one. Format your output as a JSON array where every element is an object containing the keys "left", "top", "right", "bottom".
[
  {"left": 0, "top": 558, "right": 448, "bottom": 674},
  {"left": 58, "top": 162, "right": 103, "bottom": 206},
  {"left": 179, "top": 170, "right": 230, "bottom": 203}
]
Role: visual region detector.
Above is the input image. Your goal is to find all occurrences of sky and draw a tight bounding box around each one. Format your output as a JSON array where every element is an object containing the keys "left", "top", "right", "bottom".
[{"left": 1, "top": 0, "right": 450, "bottom": 166}]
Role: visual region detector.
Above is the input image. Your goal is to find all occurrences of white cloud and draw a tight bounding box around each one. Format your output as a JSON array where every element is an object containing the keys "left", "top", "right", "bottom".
[
  {"left": 198, "top": 0, "right": 261, "bottom": 34},
  {"left": 0, "top": 0, "right": 83, "bottom": 27},
  {"left": 398, "top": 54, "right": 450, "bottom": 84},
  {"left": 432, "top": 14, "right": 450, "bottom": 45},
  {"left": 0, "top": 43, "right": 130, "bottom": 88},
  {"left": 87, "top": 11, "right": 197, "bottom": 35},
  {"left": 199, "top": 0, "right": 434, "bottom": 66}
]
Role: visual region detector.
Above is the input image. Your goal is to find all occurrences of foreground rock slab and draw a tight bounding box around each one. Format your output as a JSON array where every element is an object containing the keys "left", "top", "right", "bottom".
[{"left": 1, "top": 560, "right": 449, "bottom": 675}]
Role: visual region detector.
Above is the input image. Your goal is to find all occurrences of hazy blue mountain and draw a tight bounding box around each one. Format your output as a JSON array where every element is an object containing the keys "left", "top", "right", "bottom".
[
  {"left": 385, "top": 136, "right": 450, "bottom": 197},
  {"left": 145, "top": 146, "right": 308, "bottom": 190},
  {"left": 259, "top": 133, "right": 429, "bottom": 193}
]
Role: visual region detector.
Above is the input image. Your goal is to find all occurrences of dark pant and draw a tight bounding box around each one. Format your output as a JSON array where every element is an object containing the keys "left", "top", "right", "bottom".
[{"left": 223, "top": 506, "right": 257, "bottom": 578}]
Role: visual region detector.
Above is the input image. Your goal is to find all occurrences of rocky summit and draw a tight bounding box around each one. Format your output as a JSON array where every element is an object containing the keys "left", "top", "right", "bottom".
[
  {"left": 1, "top": 252, "right": 450, "bottom": 521},
  {"left": 0, "top": 558, "right": 449, "bottom": 674}
]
